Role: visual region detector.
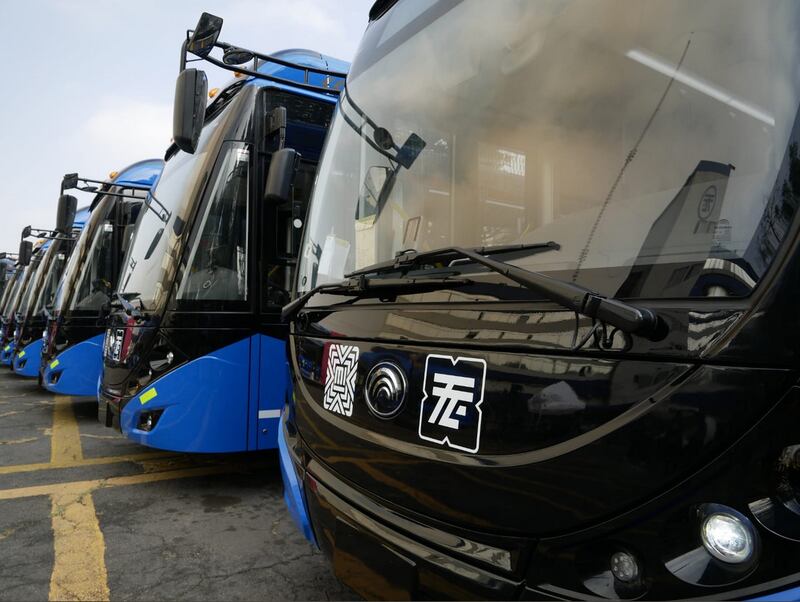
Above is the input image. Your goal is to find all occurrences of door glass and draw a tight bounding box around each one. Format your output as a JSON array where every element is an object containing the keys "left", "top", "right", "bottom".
[{"left": 177, "top": 143, "right": 250, "bottom": 301}]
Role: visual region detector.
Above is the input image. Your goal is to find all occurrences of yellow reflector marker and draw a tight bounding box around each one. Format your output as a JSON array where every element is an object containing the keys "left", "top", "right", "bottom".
[
  {"left": 18, "top": 350, "right": 25, "bottom": 358},
  {"left": 50, "top": 359, "right": 60, "bottom": 369},
  {"left": 139, "top": 388, "right": 158, "bottom": 405},
  {"left": 3, "top": 345, "right": 8, "bottom": 352}
]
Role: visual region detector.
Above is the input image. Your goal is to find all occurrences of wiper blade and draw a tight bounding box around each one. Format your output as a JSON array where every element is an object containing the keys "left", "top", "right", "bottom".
[
  {"left": 347, "top": 241, "right": 560, "bottom": 277},
  {"left": 355, "top": 243, "right": 660, "bottom": 338},
  {"left": 281, "top": 275, "right": 472, "bottom": 322}
]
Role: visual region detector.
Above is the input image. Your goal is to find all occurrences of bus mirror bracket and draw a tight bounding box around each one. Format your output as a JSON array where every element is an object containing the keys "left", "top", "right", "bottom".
[
  {"left": 265, "top": 148, "right": 300, "bottom": 204},
  {"left": 268, "top": 107, "right": 287, "bottom": 150}
]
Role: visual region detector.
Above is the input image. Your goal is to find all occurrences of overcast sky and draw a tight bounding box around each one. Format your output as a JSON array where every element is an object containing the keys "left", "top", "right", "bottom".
[{"left": 0, "top": 0, "right": 372, "bottom": 253}]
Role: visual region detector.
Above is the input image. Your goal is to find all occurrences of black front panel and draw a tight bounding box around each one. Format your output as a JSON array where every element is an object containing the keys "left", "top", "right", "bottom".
[{"left": 292, "top": 324, "right": 794, "bottom": 535}]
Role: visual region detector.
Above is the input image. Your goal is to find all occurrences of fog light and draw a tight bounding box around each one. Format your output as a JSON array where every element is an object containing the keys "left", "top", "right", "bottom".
[
  {"left": 137, "top": 410, "right": 162, "bottom": 432},
  {"left": 610, "top": 551, "right": 639, "bottom": 583},
  {"left": 701, "top": 513, "right": 754, "bottom": 563}
]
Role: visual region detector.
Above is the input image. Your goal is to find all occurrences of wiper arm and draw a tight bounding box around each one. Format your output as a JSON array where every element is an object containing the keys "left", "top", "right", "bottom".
[
  {"left": 111, "top": 292, "right": 143, "bottom": 319},
  {"left": 348, "top": 241, "right": 560, "bottom": 277},
  {"left": 281, "top": 275, "right": 472, "bottom": 322},
  {"left": 352, "top": 243, "right": 660, "bottom": 338}
]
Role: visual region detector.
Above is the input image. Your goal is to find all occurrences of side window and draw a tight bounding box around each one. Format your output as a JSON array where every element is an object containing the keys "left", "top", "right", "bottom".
[{"left": 177, "top": 142, "right": 250, "bottom": 302}]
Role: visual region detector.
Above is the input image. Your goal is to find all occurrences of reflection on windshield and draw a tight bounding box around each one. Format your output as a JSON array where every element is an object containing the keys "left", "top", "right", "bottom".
[
  {"left": 13, "top": 260, "right": 42, "bottom": 319},
  {"left": 176, "top": 143, "right": 250, "bottom": 302},
  {"left": 34, "top": 251, "right": 66, "bottom": 315},
  {"left": 0, "top": 270, "right": 24, "bottom": 318},
  {"left": 20, "top": 240, "right": 67, "bottom": 320},
  {"left": 299, "top": 0, "right": 800, "bottom": 300},
  {"left": 118, "top": 88, "right": 249, "bottom": 313}
]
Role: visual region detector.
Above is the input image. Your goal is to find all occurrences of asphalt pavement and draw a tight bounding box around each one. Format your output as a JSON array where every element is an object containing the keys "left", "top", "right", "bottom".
[{"left": 0, "top": 368, "right": 354, "bottom": 601}]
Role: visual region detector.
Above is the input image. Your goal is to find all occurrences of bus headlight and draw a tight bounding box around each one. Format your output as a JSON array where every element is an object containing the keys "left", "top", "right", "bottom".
[{"left": 701, "top": 513, "right": 755, "bottom": 563}]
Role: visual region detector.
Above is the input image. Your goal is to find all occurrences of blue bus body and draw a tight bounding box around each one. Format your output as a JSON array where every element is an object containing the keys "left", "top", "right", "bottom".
[
  {"left": 10, "top": 209, "right": 90, "bottom": 377},
  {"left": 99, "top": 50, "right": 348, "bottom": 453},
  {"left": 40, "top": 160, "right": 163, "bottom": 394}
]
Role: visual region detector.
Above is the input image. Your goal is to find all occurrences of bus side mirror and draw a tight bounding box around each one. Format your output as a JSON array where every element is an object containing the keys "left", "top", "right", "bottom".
[
  {"left": 265, "top": 148, "right": 300, "bottom": 204},
  {"left": 173, "top": 68, "right": 208, "bottom": 154},
  {"left": 55, "top": 194, "right": 77, "bottom": 233},
  {"left": 187, "top": 13, "right": 223, "bottom": 58},
  {"left": 21, "top": 225, "right": 31, "bottom": 239},
  {"left": 18, "top": 240, "right": 32, "bottom": 266}
]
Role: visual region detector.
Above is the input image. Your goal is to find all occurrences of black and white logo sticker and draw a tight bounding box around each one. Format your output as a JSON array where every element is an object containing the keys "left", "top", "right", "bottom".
[
  {"left": 419, "top": 354, "right": 486, "bottom": 453},
  {"left": 323, "top": 344, "right": 359, "bottom": 417}
]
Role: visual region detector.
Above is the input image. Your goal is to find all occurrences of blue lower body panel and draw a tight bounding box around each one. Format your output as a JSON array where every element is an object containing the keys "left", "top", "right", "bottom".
[
  {"left": 279, "top": 414, "right": 316, "bottom": 546},
  {"left": 43, "top": 334, "right": 104, "bottom": 396},
  {"left": 11, "top": 339, "right": 42, "bottom": 376},
  {"left": 121, "top": 337, "right": 252, "bottom": 453},
  {"left": 120, "top": 334, "right": 289, "bottom": 453},
  {"left": 751, "top": 585, "right": 800, "bottom": 601},
  {"left": 0, "top": 341, "right": 15, "bottom": 366}
]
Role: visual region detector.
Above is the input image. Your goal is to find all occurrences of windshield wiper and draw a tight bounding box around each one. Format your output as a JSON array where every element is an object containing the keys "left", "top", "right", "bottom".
[
  {"left": 111, "top": 292, "right": 143, "bottom": 319},
  {"left": 282, "top": 242, "right": 556, "bottom": 322},
  {"left": 360, "top": 244, "right": 658, "bottom": 337},
  {"left": 348, "top": 241, "right": 560, "bottom": 277},
  {"left": 281, "top": 275, "right": 472, "bottom": 321}
]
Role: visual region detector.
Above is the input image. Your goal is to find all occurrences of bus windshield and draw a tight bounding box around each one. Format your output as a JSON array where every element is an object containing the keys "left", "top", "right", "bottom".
[
  {"left": 117, "top": 86, "right": 252, "bottom": 314},
  {"left": 0, "top": 269, "right": 24, "bottom": 318},
  {"left": 12, "top": 260, "right": 41, "bottom": 320},
  {"left": 54, "top": 196, "right": 111, "bottom": 315},
  {"left": 33, "top": 246, "right": 66, "bottom": 315},
  {"left": 298, "top": 0, "right": 800, "bottom": 300}
]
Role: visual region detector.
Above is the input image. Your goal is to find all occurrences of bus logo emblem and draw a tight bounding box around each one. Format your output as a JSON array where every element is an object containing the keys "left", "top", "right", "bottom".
[
  {"left": 323, "top": 344, "right": 359, "bottom": 417},
  {"left": 419, "top": 354, "right": 486, "bottom": 454}
]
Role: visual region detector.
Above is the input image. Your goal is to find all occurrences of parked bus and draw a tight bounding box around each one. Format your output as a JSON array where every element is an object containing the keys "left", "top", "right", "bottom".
[
  {"left": 1, "top": 239, "right": 48, "bottom": 366},
  {"left": 98, "top": 13, "right": 348, "bottom": 452},
  {"left": 11, "top": 206, "right": 89, "bottom": 377},
  {"left": 0, "top": 255, "right": 15, "bottom": 300},
  {"left": 280, "top": 1, "right": 800, "bottom": 599},
  {"left": 0, "top": 260, "right": 25, "bottom": 364},
  {"left": 40, "top": 160, "right": 163, "bottom": 394}
]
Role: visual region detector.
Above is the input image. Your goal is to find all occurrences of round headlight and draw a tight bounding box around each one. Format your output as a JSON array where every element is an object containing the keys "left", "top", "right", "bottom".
[{"left": 701, "top": 512, "right": 754, "bottom": 563}]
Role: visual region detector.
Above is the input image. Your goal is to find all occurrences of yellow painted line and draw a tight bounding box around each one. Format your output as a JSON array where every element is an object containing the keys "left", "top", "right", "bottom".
[
  {"left": 0, "top": 466, "right": 229, "bottom": 501},
  {"left": 49, "top": 492, "right": 109, "bottom": 601},
  {"left": 50, "top": 396, "right": 82, "bottom": 466},
  {"left": 0, "top": 451, "right": 177, "bottom": 476},
  {"left": 139, "top": 387, "right": 157, "bottom": 405}
]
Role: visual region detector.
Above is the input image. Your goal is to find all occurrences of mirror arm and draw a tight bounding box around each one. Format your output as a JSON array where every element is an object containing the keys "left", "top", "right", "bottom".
[
  {"left": 199, "top": 52, "right": 343, "bottom": 96},
  {"left": 179, "top": 35, "right": 189, "bottom": 72},
  {"left": 65, "top": 175, "right": 151, "bottom": 194},
  {"left": 142, "top": 193, "right": 172, "bottom": 224},
  {"left": 22, "top": 227, "right": 68, "bottom": 241}
]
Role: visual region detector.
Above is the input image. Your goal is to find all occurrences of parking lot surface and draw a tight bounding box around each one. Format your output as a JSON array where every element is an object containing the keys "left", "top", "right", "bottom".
[{"left": 0, "top": 369, "right": 353, "bottom": 601}]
